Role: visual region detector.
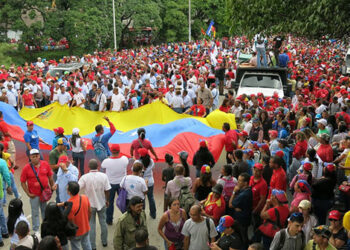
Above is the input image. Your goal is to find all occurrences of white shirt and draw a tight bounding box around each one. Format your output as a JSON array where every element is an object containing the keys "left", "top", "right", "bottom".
[
  {"left": 73, "top": 92, "right": 85, "bottom": 106},
  {"left": 244, "top": 121, "right": 253, "bottom": 134},
  {"left": 6, "top": 89, "right": 17, "bottom": 107},
  {"left": 120, "top": 175, "right": 148, "bottom": 200},
  {"left": 96, "top": 93, "right": 107, "bottom": 111},
  {"left": 111, "top": 93, "right": 125, "bottom": 111},
  {"left": 57, "top": 92, "right": 72, "bottom": 105},
  {"left": 183, "top": 95, "right": 193, "bottom": 108},
  {"left": 101, "top": 156, "right": 128, "bottom": 184},
  {"left": 11, "top": 214, "right": 29, "bottom": 244},
  {"left": 78, "top": 170, "right": 111, "bottom": 210},
  {"left": 70, "top": 137, "right": 84, "bottom": 153},
  {"left": 170, "top": 95, "right": 184, "bottom": 108},
  {"left": 165, "top": 91, "right": 175, "bottom": 104}
]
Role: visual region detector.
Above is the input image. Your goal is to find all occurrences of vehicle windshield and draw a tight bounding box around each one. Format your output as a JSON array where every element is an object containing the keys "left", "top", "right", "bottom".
[
  {"left": 47, "top": 69, "right": 66, "bottom": 77},
  {"left": 346, "top": 55, "right": 350, "bottom": 67},
  {"left": 241, "top": 74, "right": 282, "bottom": 89}
]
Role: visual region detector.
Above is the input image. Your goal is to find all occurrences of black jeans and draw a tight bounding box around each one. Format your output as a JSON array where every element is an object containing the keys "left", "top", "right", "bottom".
[{"left": 72, "top": 151, "right": 85, "bottom": 175}]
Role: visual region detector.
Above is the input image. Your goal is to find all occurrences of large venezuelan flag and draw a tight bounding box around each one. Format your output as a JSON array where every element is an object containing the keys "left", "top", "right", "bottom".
[{"left": 0, "top": 102, "right": 236, "bottom": 163}]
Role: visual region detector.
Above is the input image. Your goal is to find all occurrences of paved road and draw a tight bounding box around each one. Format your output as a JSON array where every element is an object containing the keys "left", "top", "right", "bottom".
[{"left": 3, "top": 141, "right": 226, "bottom": 249}]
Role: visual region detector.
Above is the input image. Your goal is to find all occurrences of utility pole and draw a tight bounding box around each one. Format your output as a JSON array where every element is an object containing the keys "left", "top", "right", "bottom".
[
  {"left": 188, "top": 0, "right": 191, "bottom": 42},
  {"left": 112, "top": 0, "right": 117, "bottom": 50}
]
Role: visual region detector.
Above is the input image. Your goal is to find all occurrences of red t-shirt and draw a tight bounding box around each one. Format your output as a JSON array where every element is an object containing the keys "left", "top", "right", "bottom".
[
  {"left": 20, "top": 161, "right": 53, "bottom": 196},
  {"left": 267, "top": 204, "right": 289, "bottom": 227},
  {"left": 68, "top": 194, "right": 91, "bottom": 236},
  {"left": 131, "top": 139, "right": 153, "bottom": 159},
  {"left": 219, "top": 106, "right": 231, "bottom": 113},
  {"left": 269, "top": 167, "right": 287, "bottom": 197},
  {"left": 249, "top": 176, "right": 268, "bottom": 212},
  {"left": 22, "top": 93, "right": 34, "bottom": 106},
  {"left": 0, "top": 120, "right": 11, "bottom": 141},
  {"left": 317, "top": 144, "right": 333, "bottom": 163},
  {"left": 224, "top": 130, "right": 238, "bottom": 152},
  {"left": 293, "top": 140, "right": 308, "bottom": 160},
  {"left": 190, "top": 104, "right": 206, "bottom": 117}
]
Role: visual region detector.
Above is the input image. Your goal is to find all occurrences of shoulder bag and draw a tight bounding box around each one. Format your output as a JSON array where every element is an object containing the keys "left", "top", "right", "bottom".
[{"left": 30, "top": 164, "right": 52, "bottom": 202}]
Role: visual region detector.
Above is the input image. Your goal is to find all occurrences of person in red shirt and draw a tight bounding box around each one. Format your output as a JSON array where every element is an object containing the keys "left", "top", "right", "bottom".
[
  {"left": 219, "top": 98, "right": 231, "bottom": 113},
  {"left": 260, "top": 189, "right": 290, "bottom": 247},
  {"left": 21, "top": 88, "right": 37, "bottom": 109},
  {"left": 268, "top": 156, "right": 287, "bottom": 198},
  {"left": 249, "top": 163, "right": 268, "bottom": 231},
  {"left": 20, "top": 149, "right": 55, "bottom": 232},
  {"left": 289, "top": 131, "right": 308, "bottom": 180},
  {"left": 200, "top": 184, "right": 226, "bottom": 225},
  {"left": 130, "top": 128, "right": 158, "bottom": 160},
  {"left": 317, "top": 133, "right": 333, "bottom": 163},
  {"left": 184, "top": 97, "right": 206, "bottom": 117},
  {"left": 222, "top": 122, "right": 238, "bottom": 164}
]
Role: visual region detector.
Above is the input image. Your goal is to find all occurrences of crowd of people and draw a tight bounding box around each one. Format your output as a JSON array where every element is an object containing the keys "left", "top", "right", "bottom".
[{"left": 0, "top": 35, "right": 348, "bottom": 250}]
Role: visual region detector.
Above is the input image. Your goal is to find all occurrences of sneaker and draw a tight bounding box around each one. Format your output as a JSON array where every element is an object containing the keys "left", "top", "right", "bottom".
[
  {"left": 2, "top": 233, "right": 9, "bottom": 238},
  {"left": 103, "top": 243, "right": 108, "bottom": 247},
  {"left": 106, "top": 221, "right": 113, "bottom": 225},
  {"left": 0, "top": 241, "right": 4, "bottom": 247}
]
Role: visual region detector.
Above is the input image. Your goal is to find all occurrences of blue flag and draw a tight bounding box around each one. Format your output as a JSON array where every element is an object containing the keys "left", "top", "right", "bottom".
[{"left": 206, "top": 20, "right": 215, "bottom": 36}]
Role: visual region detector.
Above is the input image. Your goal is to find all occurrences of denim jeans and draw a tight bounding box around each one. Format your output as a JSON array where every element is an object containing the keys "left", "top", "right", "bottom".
[
  {"left": 90, "top": 206, "right": 108, "bottom": 249},
  {"left": 2, "top": 172, "right": 19, "bottom": 204},
  {"left": 29, "top": 196, "right": 46, "bottom": 231},
  {"left": 257, "top": 47, "right": 268, "bottom": 67},
  {"left": 72, "top": 152, "right": 85, "bottom": 175},
  {"left": 146, "top": 185, "right": 156, "bottom": 219},
  {"left": 70, "top": 232, "right": 92, "bottom": 250},
  {"left": 106, "top": 184, "right": 120, "bottom": 224},
  {"left": 0, "top": 200, "right": 7, "bottom": 242}
]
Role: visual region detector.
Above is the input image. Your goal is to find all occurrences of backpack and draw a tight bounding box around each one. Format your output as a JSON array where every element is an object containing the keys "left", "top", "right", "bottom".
[
  {"left": 276, "top": 228, "right": 305, "bottom": 250},
  {"left": 93, "top": 135, "right": 107, "bottom": 162},
  {"left": 178, "top": 185, "right": 196, "bottom": 214},
  {"left": 221, "top": 177, "right": 236, "bottom": 202}
]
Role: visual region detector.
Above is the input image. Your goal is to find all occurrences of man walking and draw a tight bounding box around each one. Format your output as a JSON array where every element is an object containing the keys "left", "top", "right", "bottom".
[
  {"left": 101, "top": 144, "right": 128, "bottom": 225},
  {"left": 78, "top": 159, "right": 111, "bottom": 250},
  {"left": 181, "top": 204, "right": 218, "bottom": 250},
  {"left": 20, "top": 149, "right": 55, "bottom": 232},
  {"left": 114, "top": 196, "right": 148, "bottom": 250},
  {"left": 55, "top": 155, "right": 79, "bottom": 203}
]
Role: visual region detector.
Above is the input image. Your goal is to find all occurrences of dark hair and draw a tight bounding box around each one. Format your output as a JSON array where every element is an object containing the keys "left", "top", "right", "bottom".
[
  {"left": 338, "top": 122, "right": 347, "bottom": 133},
  {"left": 272, "top": 156, "right": 285, "bottom": 168},
  {"left": 95, "top": 124, "right": 103, "bottom": 133},
  {"left": 43, "top": 202, "right": 67, "bottom": 230},
  {"left": 132, "top": 162, "right": 143, "bottom": 173},
  {"left": 165, "top": 153, "right": 174, "bottom": 165},
  {"left": 70, "top": 134, "right": 80, "bottom": 147},
  {"left": 38, "top": 235, "right": 60, "bottom": 250},
  {"left": 175, "top": 165, "right": 185, "bottom": 175},
  {"left": 140, "top": 155, "right": 151, "bottom": 169},
  {"left": 138, "top": 128, "right": 146, "bottom": 140},
  {"left": 249, "top": 243, "right": 264, "bottom": 250},
  {"left": 135, "top": 228, "right": 148, "bottom": 244},
  {"left": 261, "top": 155, "right": 270, "bottom": 165},
  {"left": 223, "top": 164, "right": 232, "bottom": 176},
  {"left": 7, "top": 198, "right": 23, "bottom": 235},
  {"left": 307, "top": 148, "right": 318, "bottom": 165},
  {"left": 168, "top": 197, "right": 180, "bottom": 209},
  {"left": 239, "top": 172, "right": 250, "bottom": 183},
  {"left": 234, "top": 150, "right": 243, "bottom": 160},
  {"left": 289, "top": 212, "right": 304, "bottom": 224},
  {"left": 15, "top": 221, "right": 29, "bottom": 238},
  {"left": 200, "top": 172, "right": 212, "bottom": 186},
  {"left": 88, "top": 159, "right": 99, "bottom": 170},
  {"left": 129, "top": 196, "right": 143, "bottom": 207},
  {"left": 223, "top": 122, "right": 230, "bottom": 131},
  {"left": 0, "top": 143, "right": 3, "bottom": 155},
  {"left": 67, "top": 181, "right": 80, "bottom": 196},
  {"left": 179, "top": 157, "right": 190, "bottom": 177}
]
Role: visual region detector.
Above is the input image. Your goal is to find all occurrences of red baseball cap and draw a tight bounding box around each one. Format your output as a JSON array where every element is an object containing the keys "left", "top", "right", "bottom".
[
  {"left": 329, "top": 210, "right": 342, "bottom": 220},
  {"left": 26, "top": 121, "right": 34, "bottom": 126},
  {"left": 242, "top": 113, "right": 252, "bottom": 120},
  {"left": 303, "top": 162, "right": 313, "bottom": 172},
  {"left": 110, "top": 144, "right": 120, "bottom": 152},
  {"left": 199, "top": 140, "right": 207, "bottom": 148},
  {"left": 138, "top": 148, "right": 149, "bottom": 157},
  {"left": 238, "top": 131, "right": 248, "bottom": 137},
  {"left": 254, "top": 163, "right": 264, "bottom": 170},
  {"left": 58, "top": 155, "right": 69, "bottom": 164},
  {"left": 269, "top": 130, "right": 278, "bottom": 137},
  {"left": 275, "top": 150, "right": 284, "bottom": 158},
  {"left": 55, "top": 127, "right": 64, "bottom": 134}
]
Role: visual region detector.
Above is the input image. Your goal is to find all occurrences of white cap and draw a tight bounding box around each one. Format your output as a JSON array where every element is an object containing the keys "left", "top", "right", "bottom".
[
  {"left": 30, "top": 149, "right": 40, "bottom": 155},
  {"left": 169, "top": 84, "right": 174, "bottom": 88},
  {"left": 72, "top": 128, "right": 80, "bottom": 135},
  {"left": 1, "top": 89, "right": 6, "bottom": 93},
  {"left": 318, "top": 119, "right": 327, "bottom": 127}
]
